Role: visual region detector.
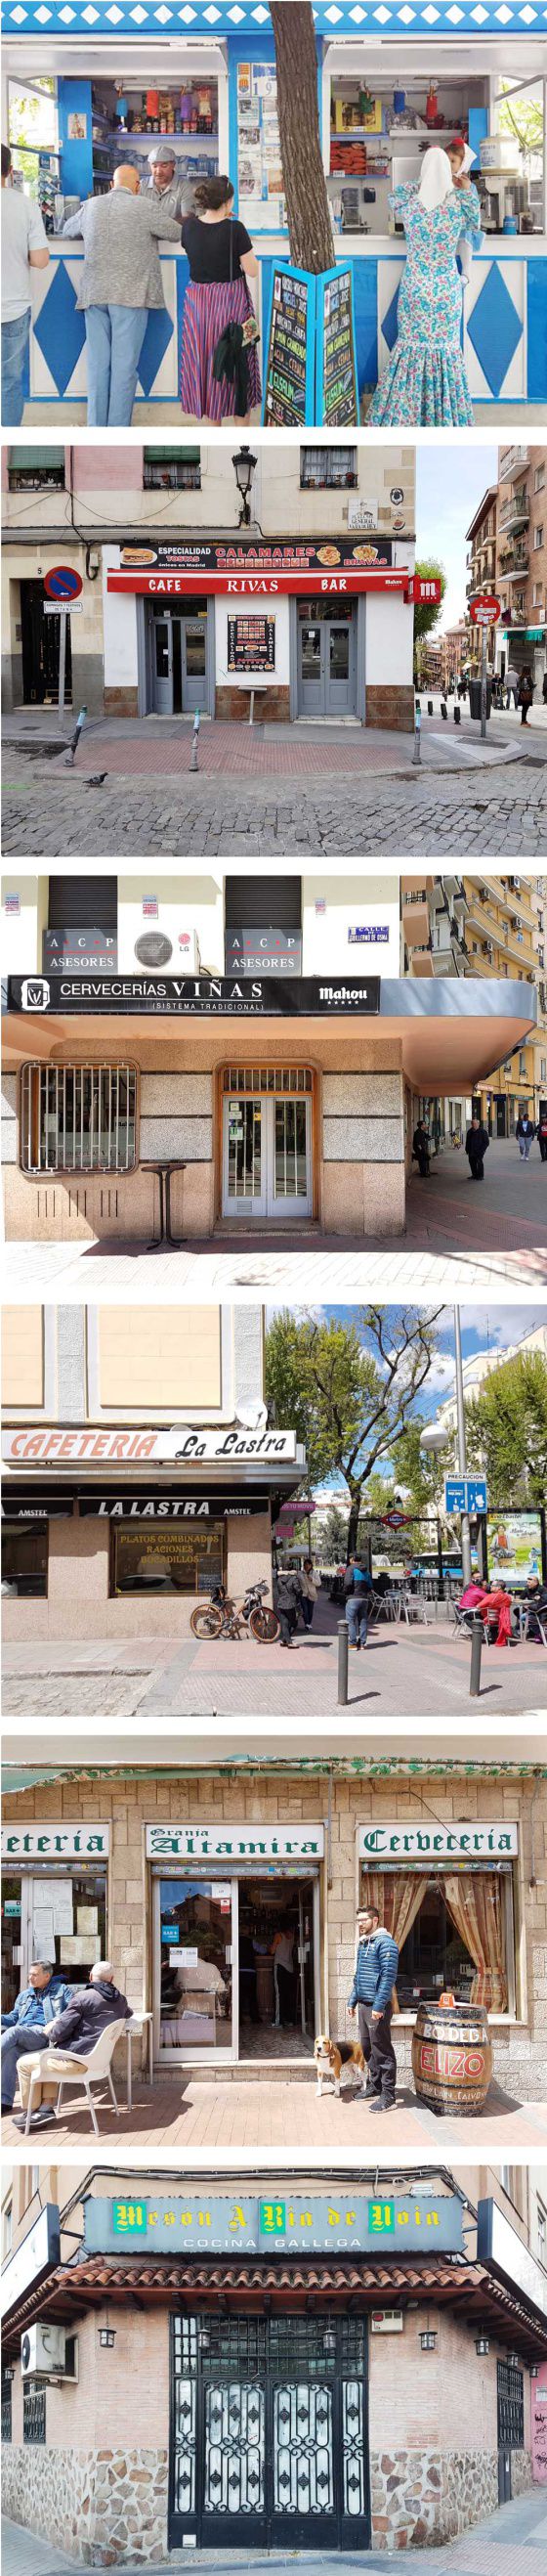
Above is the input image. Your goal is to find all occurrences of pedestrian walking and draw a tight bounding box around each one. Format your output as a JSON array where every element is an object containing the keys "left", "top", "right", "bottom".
[
  {"left": 506, "top": 661, "right": 519, "bottom": 710},
  {"left": 538, "top": 1110, "right": 547, "bottom": 1163},
  {"left": 348, "top": 1903, "right": 399, "bottom": 2112},
  {"left": 62, "top": 166, "right": 181, "bottom": 424},
  {"left": 518, "top": 665, "right": 534, "bottom": 725},
  {"left": 412, "top": 1117, "right": 431, "bottom": 1178},
  {"left": 299, "top": 1558, "right": 317, "bottom": 1631},
  {"left": 465, "top": 1112, "right": 489, "bottom": 1181},
  {"left": 274, "top": 1566, "right": 300, "bottom": 1649},
  {"left": 542, "top": 671, "right": 547, "bottom": 708},
  {"left": 180, "top": 175, "right": 261, "bottom": 422},
  {"left": 1, "top": 143, "right": 50, "bottom": 425},
  {"left": 516, "top": 1112, "right": 535, "bottom": 1161},
  {"left": 345, "top": 1555, "right": 373, "bottom": 1650}
]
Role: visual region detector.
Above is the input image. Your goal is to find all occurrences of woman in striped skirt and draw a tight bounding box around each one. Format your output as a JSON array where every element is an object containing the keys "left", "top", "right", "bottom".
[{"left": 180, "top": 176, "right": 261, "bottom": 422}]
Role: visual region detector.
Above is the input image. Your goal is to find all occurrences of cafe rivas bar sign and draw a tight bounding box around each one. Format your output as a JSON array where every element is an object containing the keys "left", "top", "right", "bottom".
[
  {"left": 9, "top": 976, "right": 380, "bottom": 1019},
  {"left": 84, "top": 2193, "right": 464, "bottom": 2258}
]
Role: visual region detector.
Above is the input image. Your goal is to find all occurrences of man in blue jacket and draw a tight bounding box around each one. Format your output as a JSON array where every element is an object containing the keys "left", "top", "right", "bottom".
[
  {"left": 2, "top": 1961, "right": 73, "bottom": 2113},
  {"left": 348, "top": 1903, "right": 399, "bottom": 2112}
]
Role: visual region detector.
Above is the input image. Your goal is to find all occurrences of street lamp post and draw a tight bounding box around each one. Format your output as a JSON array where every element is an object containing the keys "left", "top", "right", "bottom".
[
  {"left": 231, "top": 445, "right": 258, "bottom": 527},
  {"left": 454, "top": 1304, "right": 472, "bottom": 1587}
]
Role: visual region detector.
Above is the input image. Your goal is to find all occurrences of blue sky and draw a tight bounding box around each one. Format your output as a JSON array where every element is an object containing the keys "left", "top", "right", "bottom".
[
  {"left": 268, "top": 1305, "right": 546, "bottom": 1490},
  {"left": 416, "top": 445, "right": 498, "bottom": 633}
]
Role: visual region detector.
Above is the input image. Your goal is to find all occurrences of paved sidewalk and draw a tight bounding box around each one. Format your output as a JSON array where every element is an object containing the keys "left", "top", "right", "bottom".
[
  {"left": 4, "top": 1620, "right": 545, "bottom": 1720},
  {"left": 3, "top": 2074, "right": 547, "bottom": 2163},
  {"left": 3, "top": 2488, "right": 547, "bottom": 2569}
]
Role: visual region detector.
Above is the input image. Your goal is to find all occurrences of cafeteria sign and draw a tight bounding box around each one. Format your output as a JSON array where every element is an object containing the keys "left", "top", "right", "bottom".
[{"left": 84, "top": 2192, "right": 463, "bottom": 2257}]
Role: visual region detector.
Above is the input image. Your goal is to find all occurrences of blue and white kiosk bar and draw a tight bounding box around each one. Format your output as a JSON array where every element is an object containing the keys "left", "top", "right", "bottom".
[{"left": 2, "top": 0, "right": 546, "bottom": 418}]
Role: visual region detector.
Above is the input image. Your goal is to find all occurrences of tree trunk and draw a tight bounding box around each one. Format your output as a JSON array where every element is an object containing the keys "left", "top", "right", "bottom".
[
  {"left": 347, "top": 1491, "right": 361, "bottom": 1559},
  {"left": 271, "top": 2, "right": 334, "bottom": 274}
]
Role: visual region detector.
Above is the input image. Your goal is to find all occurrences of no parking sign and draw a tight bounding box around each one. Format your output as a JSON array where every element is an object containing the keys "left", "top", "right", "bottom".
[{"left": 43, "top": 565, "right": 83, "bottom": 603}]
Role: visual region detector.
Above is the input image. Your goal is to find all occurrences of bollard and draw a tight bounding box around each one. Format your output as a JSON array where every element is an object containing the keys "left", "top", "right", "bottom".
[
  {"left": 454, "top": 704, "right": 461, "bottom": 725},
  {"left": 427, "top": 698, "right": 434, "bottom": 716},
  {"left": 63, "top": 705, "right": 87, "bottom": 767},
  {"left": 337, "top": 1619, "right": 349, "bottom": 1707},
  {"left": 189, "top": 709, "right": 200, "bottom": 771},
  {"left": 469, "top": 1623, "right": 483, "bottom": 1699},
  {"left": 412, "top": 701, "right": 422, "bottom": 765},
  {"left": 441, "top": 698, "right": 447, "bottom": 720}
]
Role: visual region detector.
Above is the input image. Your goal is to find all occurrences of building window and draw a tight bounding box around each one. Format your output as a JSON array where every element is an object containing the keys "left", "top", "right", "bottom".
[
  {"left": 537, "top": 2203, "right": 546, "bottom": 2267},
  {"left": 300, "top": 448, "right": 358, "bottom": 489},
  {"left": 2, "top": 2203, "right": 13, "bottom": 2259},
  {"left": 497, "top": 2360, "right": 524, "bottom": 2451},
  {"left": 21, "top": 1065, "right": 138, "bottom": 1174},
  {"left": 1, "top": 2376, "right": 12, "bottom": 2446},
  {"left": 533, "top": 585, "right": 543, "bottom": 608},
  {"left": 533, "top": 525, "right": 544, "bottom": 550},
  {"left": 23, "top": 2383, "right": 46, "bottom": 2445},
  {"left": 112, "top": 1521, "right": 226, "bottom": 1596},
  {"left": 359, "top": 1868, "right": 513, "bottom": 2014},
  {"left": 2, "top": 1524, "right": 48, "bottom": 1599},
  {"left": 144, "top": 448, "right": 201, "bottom": 489},
  {"left": 8, "top": 445, "right": 64, "bottom": 490},
  {"left": 534, "top": 465, "right": 545, "bottom": 492}
]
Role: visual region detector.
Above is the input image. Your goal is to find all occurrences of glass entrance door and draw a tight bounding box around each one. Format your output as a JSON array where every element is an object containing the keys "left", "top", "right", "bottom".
[
  {"left": 182, "top": 621, "right": 208, "bottom": 713},
  {"left": 155, "top": 1876, "right": 237, "bottom": 2064},
  {"left": 326, "top": 622, "right": 353, "bottom": 715},
  {"left": 223, "top": 1095, "right": 312, "bottom": 1220},
  {"left": 298, "top": 621, "right": 323, "bottom": 715},
  {"left": 169, "top": 2314, "right": 370, "bottom": 2550},
  {"left": 152, "top": 616, "right": 173, "bottom": 714},
  {"left": 297, "top": 609, "right": 356, "bottom": 717}
]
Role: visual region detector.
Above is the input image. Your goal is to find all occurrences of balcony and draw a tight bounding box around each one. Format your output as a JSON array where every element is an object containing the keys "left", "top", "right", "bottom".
[
  {"left": 499, "top": 447, "right": 529, "bottom": 482},
  {"left": 499, "top": 495, "right": 529, "bottom": 534},
  {"left": 505, "top": 555, "right": 529, "bottom": 580},
  {"left": 402, "top": 900, "right": 431, "bottom": 949},
  {"left": 409, "top": 947, "right": 435, "bottom": 978}
]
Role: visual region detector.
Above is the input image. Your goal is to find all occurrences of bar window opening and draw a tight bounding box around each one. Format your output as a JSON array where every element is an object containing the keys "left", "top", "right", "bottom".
[
  {"left": 21, "top": 1064, "right": 137, "bottom": 1174},
  {"left": 112, "top": 1522, "right": 225, "bottom": 1595},
  {"left": 359, "top": 1867, "right": 514, "bottom": 2016},
  {"left": 2, "top": 1522, "right": 48, "bottom": 1598}
]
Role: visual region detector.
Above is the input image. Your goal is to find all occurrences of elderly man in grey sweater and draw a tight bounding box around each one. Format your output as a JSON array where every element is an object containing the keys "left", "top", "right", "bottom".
[{"left": 63, "top": 163, "right": 181, "bottom": 425}]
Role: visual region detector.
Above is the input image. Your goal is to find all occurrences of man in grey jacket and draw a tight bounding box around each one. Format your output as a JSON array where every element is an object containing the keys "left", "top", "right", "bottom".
[
  {"left": 63, "top": 163, "right": 181, "bottom": 425},
  {"left": 143, "top": 140, "right": 194, "bottom": 225}
]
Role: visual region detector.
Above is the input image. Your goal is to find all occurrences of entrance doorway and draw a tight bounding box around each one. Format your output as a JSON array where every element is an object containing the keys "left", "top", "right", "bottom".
[
  {"left": 297, "top": 600, "right": 357, "bottom": 718},
  {"left": 21, "top": 579, "right": 72, "bottom": 705},
  {"left": 222, "top": 1072, "right": 313, "bottom": 1221},
  {"left": 149, "top": 601, "right": 209, "bottom": 715},
  {"left": 169, "top": 2311, "right": 370, "bottom": 2550},
  {"left": 238, "top": 1876, "right": 316, "bottom": 2060}
]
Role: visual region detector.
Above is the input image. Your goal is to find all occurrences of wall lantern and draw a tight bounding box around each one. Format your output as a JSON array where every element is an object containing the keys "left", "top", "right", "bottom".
[
  {"left": 475, "top": 2337, "right": 489, "bottom": 2356},
  {"left": 530, "top": 2364, "right": 539, "bottom": 2380},
  {"left": 3, "top": 2365, "right": 15, "bottom": 2382},
  {"left": 231, "top": 444, "right": 258, "bottom": 527},
  {"left": 99, "top": 2323, "right": 116, "bottom": 2349},
  {"left": 419, "top": 2330, "right": 438, "bottom": 2351},
  {"left": 506, "top": 2352, "right": 520, "bottom": 2368}
]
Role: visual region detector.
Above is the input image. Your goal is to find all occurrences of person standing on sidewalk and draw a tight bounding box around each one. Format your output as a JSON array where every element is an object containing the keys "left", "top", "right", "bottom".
[
  {"left": 345, "top": 1555, "right": 373, "bottom": 1651},
  {"left": 1, "top": 145, "right": 50, "bottom": 425},
  {"left": 537, "top": 1109, "right": 547, "bottom": 1163},
  {"left": 518, "top": 666, "right": 534, "bottom": 725},
  {"left": 412, "top": 1117, "right": 431, "bottom": 1178},
  {"left": 516, "top": 1111, "right": 535, "bottom": 1161},
  {"left": 506, "top": 660, "right": 519, "bottom": 710},
  {"left": 62, "top": 165, "right": 181, "bottom": 425},
  {"left": 300, "top": 1559, "right": 317, "bottom": 1631},
  {"left": 465, "top": 1112, "right": 489, "bottom": 1182},
  {"left": 348, "top": 1904, "right": 399, "bottom": 2113}
]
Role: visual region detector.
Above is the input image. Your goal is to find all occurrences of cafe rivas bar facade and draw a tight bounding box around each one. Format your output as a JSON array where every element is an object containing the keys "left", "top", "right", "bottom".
[
  {"left": 3, "top": 968, "right": 537, "bottom": 1245},
  {"left": 3, "top": 2172, "right": 547, "bottom": 2561},
  {"left": 2, "top": 1761, "right": 545, "bottom": 2101}
]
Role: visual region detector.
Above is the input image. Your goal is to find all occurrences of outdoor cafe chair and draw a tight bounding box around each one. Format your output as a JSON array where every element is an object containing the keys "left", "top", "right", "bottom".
[
  {"left": 21, "top": 2018, "right": 127, "bottom": 2138},
  {"left": 519, "top": 1603, "right": 547, "bottom": 1646}
]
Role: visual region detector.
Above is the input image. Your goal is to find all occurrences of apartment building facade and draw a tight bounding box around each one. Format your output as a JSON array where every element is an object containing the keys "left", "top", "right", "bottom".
[
  {"left": 401, "top": 874, "right": 545, "bottom": 1136},
  {"left": 464, "top": 486, "right": 498, "bottom": 672},
  {"left": 496, "top": 445, "right": 547, "bottom": 690},
  {"left": 1, "top": 440, "right": 423, "bottom": 733}
]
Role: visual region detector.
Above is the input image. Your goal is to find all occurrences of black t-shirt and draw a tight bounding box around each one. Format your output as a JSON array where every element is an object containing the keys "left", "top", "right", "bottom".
[{"left": 181, "top": 214, "right": 252, "bottom": 284}]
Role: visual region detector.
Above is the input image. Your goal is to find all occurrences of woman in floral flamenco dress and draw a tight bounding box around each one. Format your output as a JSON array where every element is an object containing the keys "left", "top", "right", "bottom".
[{"left": 368, "top": 146, "right": 482, "bottom": 426}]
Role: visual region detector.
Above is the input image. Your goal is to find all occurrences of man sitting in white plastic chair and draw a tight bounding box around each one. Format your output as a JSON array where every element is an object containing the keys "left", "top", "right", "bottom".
[{"left": 13, "top": 1960, "right": 131, "bottom": 2132}]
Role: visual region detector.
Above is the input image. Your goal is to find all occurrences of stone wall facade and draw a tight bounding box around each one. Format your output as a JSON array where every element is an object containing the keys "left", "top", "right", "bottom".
[
  {"left": 1, "top": 2446, "right": 168, "bottom": 2566},
  {"left": 370, "top": 2447, "right": 499, "bottom": 2547}
]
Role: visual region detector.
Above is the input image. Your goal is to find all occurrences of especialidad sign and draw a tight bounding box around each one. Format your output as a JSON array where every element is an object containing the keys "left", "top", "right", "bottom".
[
  {"left": 2, "top": 1427, "right": 297, "bottom": 1465},
  {"left": 84, "top": 2192, "right": 464, "bottom": 2258},
  {"left": 358, "top": 1823, "right": 519, "bottom": 1859},
  {"left": 146, "top": 1824, "right": 325, "bottom": 1860},
  {"left": 1, "top": 1824, "right": 109, "bottom": 1858},
  {"left": 7, "top": 976, "right": 380, "bottom": 1019}
]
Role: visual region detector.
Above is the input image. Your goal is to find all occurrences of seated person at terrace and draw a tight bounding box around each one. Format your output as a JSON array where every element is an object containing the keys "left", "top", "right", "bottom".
[
  {"left": 1, "top": 1958, "right": 73, "bottom": 2115},
  {"left": 12, "top": 1959, "right": 132, "bottom": 2131}
]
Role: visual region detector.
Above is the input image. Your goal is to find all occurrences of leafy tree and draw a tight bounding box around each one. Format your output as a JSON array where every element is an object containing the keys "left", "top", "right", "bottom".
[
  {"left": 413, "top": 557, "right": 446, "bottom": 648},
  {"left": 266, "top": 1308, "right": 442, "bottom": 1558},
  {"left": 319, "top": 1505, "right": 349, "bottom": 1563},
  {"left": 271, "top": 3, "right": 334, "bottom": 273},
  {"left": 465, "top": 1349, "right": 547, "bottom": 1509}
]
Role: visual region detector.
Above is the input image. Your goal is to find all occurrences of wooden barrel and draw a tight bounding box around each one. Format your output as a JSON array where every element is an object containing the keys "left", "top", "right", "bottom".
[{"left": 411, "top": 1997, "right": 492, "bottom": 2116}]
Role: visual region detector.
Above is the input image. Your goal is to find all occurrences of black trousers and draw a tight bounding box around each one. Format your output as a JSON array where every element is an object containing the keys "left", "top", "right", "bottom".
[
  {"left": 540, "top": 1140, "right": 547, "bottom": 1162},
  {"left": 358, "top": 2001, "right": 397, "bottom": 2104},
  {"left": 468, "top": 1156, "right": 484, "bottom": 1180}
]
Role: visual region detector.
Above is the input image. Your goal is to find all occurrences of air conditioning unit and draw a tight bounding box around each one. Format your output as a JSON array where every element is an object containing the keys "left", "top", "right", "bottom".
[
  {"left": 21, "top": 2324, "right": 66, "bottom": 2380},
  {"left": 118, "top": 908, "right": 201, "bottom": 975}
]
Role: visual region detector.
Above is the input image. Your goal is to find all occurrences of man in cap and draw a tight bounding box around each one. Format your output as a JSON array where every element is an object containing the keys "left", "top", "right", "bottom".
[{"left": 143, "top": 141, "right": 194, "bottom": 225}]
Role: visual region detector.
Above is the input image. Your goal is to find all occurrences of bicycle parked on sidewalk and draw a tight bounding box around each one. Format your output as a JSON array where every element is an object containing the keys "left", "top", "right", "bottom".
[{"left": 189, "top": 1580, "right": 280, "bottom": 1643}]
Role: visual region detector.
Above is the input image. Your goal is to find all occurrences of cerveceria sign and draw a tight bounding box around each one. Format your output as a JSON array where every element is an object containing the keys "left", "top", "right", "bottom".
[
  {"left": 83, "top": 2191, "right": 464, "bottom": 2258},
  {"left": 358, "top": 1823, "right": 519, "bottom": 1859},
  {"left": 8, "top": 976, "right": 380, "bottom": 1019}
]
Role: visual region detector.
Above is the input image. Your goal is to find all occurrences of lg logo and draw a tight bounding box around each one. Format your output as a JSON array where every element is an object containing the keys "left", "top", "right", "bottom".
[{"left": 21, "top": 979, "right": 50, "bottom": 1012}]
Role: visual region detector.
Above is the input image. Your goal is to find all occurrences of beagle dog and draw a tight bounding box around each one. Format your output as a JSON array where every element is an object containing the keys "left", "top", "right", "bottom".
[{"left": 315, "top": 2033, "right": 366, "bottom": 2097}]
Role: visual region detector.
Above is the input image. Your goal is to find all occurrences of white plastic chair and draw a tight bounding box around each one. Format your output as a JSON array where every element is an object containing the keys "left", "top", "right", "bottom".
[{"left": 21, "top": 2018, "right": 127, "bottom": 2138}]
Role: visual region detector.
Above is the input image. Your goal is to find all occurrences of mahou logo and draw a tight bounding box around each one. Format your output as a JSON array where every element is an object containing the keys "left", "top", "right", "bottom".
[{"left": 21, "top": 978, "right": 50, "bottom": 1012}]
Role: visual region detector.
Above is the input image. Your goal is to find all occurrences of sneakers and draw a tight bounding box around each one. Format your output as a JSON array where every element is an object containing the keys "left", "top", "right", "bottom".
[{"left": 369, "top": 2097, "right": 397, "bottom": 2114}]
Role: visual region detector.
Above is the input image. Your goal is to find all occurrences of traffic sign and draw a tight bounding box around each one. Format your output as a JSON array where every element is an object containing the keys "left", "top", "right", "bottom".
[
  {"left": 43, "top": 565, "right": 83, "bottom": 603},
  {"left": 43, "top": 601, "right": 83, "bottom": 616},
  {"left": 469, "top": 595, "right": 501, "bottom": 628},
  {"left": 444, "top": 1476, "right": 487, "bottom": 1516}
]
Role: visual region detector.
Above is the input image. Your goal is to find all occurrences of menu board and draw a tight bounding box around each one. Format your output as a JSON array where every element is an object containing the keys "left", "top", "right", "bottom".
[
  {"left": 264, "top": 266, "right": 311, "bottom": 426},
  {"left": 237, "top": 58, "right": 285, "bottom": 233},
  {"left": 228, "top": 616, "right": 275, "bottom": 674},
  {"left": 320, "top": 267, "right": 358, "bottom": 426}
]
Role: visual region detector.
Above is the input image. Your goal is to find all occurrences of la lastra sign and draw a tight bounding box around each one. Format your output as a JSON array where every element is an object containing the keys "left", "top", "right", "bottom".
[
  {"left": 84, "top": 2191, "right": 463, "bottom": 2258},
  {"left": 2, "top": 1427, "right": 296, "bottom": 1465},
  {"left": 1, "top": 1824, "right": 109, "bottom": 1858},
  {"left": 146, "top": 1823, "right": 324, "bottom": 1860},
  {"left": 358, "top": 1823, "right": 519, "bottom": 1860}
]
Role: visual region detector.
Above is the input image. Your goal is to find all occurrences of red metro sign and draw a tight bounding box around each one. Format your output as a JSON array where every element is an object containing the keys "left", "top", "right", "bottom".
[{"left": 470, "top": 594, "right": 501, "bottom": 627}]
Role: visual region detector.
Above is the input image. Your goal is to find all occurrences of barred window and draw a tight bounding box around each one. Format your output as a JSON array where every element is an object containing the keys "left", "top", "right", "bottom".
[
  {"left": 21, "top": 1065, "right": 137, "bottom": 1174},
  {"left": 144, "top": 448, "right": 201, "bottom": 489},
  {"left": 1, "top": 2377, "right": 12, "bottom": 2445},
  {"left": 23, "top": 2382, "right": 46, "bottom": 2445},
  {"left": 223, "top": 1067, "right": 312, "bottom": 1095},
  {"left": 300, "top": 447, "right": 358, "bottom": 489}
]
